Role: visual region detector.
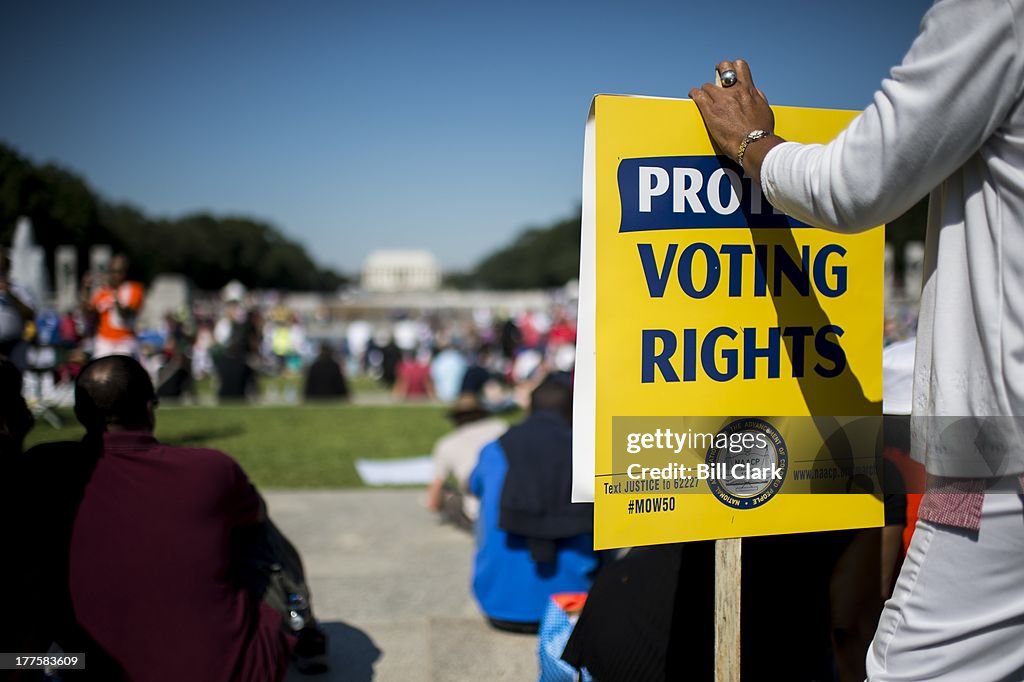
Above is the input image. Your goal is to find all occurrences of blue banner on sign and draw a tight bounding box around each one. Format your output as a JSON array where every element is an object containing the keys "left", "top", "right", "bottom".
[{"left": 617, "top": 156, "right": 809, "bottom": 232}]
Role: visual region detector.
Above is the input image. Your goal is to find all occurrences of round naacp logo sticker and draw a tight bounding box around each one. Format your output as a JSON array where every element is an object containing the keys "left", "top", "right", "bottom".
[{"left": 706, "top": 418, "right": 787, "bottom": 509}]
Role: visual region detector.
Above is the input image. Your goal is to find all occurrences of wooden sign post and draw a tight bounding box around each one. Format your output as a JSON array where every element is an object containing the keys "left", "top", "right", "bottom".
[{"left": 715, "top": 538, "right": 741, "bottom": 682}]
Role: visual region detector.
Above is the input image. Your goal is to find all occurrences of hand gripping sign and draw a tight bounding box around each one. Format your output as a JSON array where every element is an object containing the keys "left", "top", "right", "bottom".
[{"left": 572, "top": 95, "right": 885, "bottom": 549}]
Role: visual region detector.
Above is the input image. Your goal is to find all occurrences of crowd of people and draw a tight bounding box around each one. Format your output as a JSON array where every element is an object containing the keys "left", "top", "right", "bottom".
[
  {"left": 2, "top": 324, "right": 923, "bottom": 682},
  {"left": 4, "top": 248, "right": 584, "bottom": 415},
  {"left": 2, "top": 241, "right": 930, "bottom": 680},
  {"left": 0, "top": 279, "right": 589, "bottom": 681}
]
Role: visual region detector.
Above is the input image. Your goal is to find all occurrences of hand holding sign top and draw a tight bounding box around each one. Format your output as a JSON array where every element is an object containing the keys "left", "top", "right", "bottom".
[{"left": 689, "top": 59, "right": 783, "bottom": 183}]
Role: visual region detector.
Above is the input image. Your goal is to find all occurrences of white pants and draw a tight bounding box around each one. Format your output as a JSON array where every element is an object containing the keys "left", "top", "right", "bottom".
[{"left": 867, "top": 493, "right": 1024, "bottom": 681}]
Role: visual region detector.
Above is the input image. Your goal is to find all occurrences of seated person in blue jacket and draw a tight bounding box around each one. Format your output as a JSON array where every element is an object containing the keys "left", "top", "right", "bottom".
[{"left": 468, "top": 374, "right": 599, "bottom": 633}]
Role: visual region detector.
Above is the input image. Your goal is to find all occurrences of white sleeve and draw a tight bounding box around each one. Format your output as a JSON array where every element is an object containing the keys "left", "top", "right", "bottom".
[
  {"left": 432, "top": 436, "right": 451, "bottom": 478},
  {"left": 762, "top": 0, "right": 1024, "bottom": 232}
]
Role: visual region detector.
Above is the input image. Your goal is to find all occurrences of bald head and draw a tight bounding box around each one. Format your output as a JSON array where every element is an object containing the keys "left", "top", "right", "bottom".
[{"left": 75, "top": 355, "right": 156, "bottom": 434}]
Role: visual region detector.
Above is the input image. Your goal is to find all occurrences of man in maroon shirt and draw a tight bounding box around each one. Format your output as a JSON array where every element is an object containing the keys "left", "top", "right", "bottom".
[{"left": 17, "top": 356, "right": 299, "bottom": 681}]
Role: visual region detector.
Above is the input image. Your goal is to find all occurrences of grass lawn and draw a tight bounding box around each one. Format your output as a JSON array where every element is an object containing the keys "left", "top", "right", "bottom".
[{"left": 23, "top": 403, "right": 485, "bottom": 488}]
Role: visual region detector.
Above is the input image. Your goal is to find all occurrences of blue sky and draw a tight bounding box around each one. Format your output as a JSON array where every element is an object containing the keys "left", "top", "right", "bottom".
[{"left": 1, "top": 0, "right": 932, "bottom": 274}]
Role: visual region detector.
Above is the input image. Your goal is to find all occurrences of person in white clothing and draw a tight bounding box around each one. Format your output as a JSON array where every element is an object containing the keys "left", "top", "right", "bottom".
[
  {"left": 690, "top": 0, "right": 1024, "bottom": 678},
  {"left": 426, "top": 393, "right": 507, "bottom": 531},
  {"left": 0, "top": 249, "right": 35, "bottom": 370}
]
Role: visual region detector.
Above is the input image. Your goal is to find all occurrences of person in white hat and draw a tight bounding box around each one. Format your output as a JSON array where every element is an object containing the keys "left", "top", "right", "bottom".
[{"left": 426, "top": 393, "right": 507, "bottom": 530}]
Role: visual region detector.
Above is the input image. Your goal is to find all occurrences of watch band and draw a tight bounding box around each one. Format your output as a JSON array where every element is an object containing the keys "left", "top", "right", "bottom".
[{"left": 737, "top": 129, "right": 771, "bottom": 167}]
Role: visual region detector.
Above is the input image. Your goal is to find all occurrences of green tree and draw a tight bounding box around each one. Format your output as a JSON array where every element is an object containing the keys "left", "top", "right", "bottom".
[
  {"left": 0, "top": 142, "right": 343, "bottom": 291},
  {"left": 471, "top": 211, "right": 582, "bottom": 289}
]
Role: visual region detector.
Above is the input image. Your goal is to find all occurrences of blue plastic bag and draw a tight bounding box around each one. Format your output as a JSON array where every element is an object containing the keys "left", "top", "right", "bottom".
[{"left": 538, "top": 593, "right": 592, "bottom": 682}]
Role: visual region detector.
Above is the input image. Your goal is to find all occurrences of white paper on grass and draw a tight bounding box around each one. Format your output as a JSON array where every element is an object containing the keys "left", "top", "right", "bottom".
[
  {"left": 571, "top": 101, "right": 597, "bottom": 503},
  {"left": 355, "top": 456, "right": 434, "bottom": 486}
]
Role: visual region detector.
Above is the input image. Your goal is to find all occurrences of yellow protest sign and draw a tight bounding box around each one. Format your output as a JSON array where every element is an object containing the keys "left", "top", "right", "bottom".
[{"left": 572, "top": 95, "right": 884, "bottom": 549}]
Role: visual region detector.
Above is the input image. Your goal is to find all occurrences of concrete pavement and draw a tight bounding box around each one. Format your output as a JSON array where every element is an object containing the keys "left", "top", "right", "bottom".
[{"left": 267, "top": 489, "right": 539, "bottom": 682}]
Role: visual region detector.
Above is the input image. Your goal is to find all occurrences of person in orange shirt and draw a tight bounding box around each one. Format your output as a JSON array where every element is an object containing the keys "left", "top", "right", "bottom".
[{"left": 81, "top": 253, "right": 145, "bottom": 358}]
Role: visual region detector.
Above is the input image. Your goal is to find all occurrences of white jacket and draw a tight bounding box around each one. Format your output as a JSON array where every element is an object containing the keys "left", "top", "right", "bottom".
[{"left": 762, "top": 0, "right": 1024, "bottom": 476}]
